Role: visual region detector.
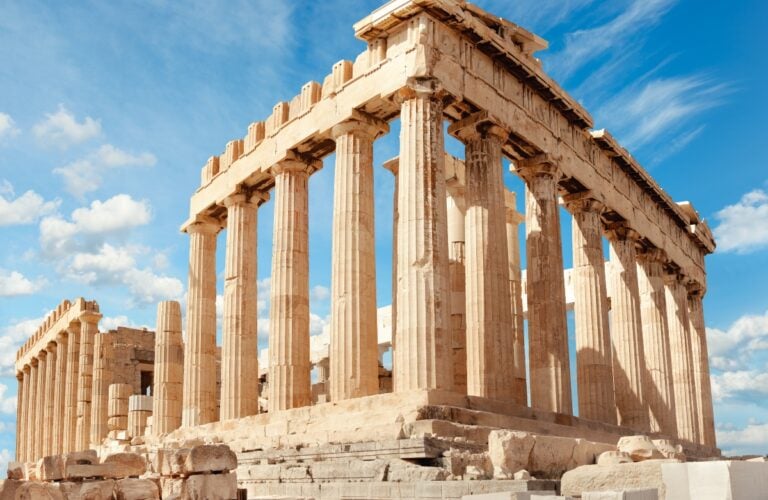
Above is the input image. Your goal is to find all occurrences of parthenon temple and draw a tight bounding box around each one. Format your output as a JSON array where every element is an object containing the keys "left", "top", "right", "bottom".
[{"left": 13, "top": 1, "right": 723, "bottom": 498}]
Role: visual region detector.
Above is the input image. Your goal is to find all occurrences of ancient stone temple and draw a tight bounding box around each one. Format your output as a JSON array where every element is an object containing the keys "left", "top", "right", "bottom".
[{"left": 12, "top": 1, "right": 724, "bottom": 498}]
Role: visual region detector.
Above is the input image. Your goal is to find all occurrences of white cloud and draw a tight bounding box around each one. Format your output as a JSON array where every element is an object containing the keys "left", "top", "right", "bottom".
[
  {"left": 0, "top": 183, "right": 59, "bottom": 226},
  {"left": 40, "top": 194, "right": 151, "bottom": 257},
  {"left": 547, "top": 0, "right": 676, "bottom": 82},
  {"left": 711, "top": 370, "right": 768, "bottom": 403},
  {"left": 717, "top": 422, "right": 768, "bottom": 456},
  {"left": 0, "top": 269, "right": 45, "bottom": 297},
  {"left": 0, "top": 384, "right": 16, "bottom": 415},
  {"left": 712, "top": 189, "right": 768, "bottom": 254},
  {"left": 0, "top": 317, "right": 41, "bottom": 376},
  {"left": 0, "top": 112, "right": 20, "bottom": 140},
  {"left": 0, "top": 449, "right": 11, "bottom": 477},
  {"left": 54, "top": 144, "right": 156, "bottom": 198},
  {"left": 310, "top": 285, "right": 330, "bottom": 302},
  {"left": 101, "top": 315, "right": 131, "bottom": 332},
  {"left": 32, "top": 104, "right": 101, "bottom": 147}
]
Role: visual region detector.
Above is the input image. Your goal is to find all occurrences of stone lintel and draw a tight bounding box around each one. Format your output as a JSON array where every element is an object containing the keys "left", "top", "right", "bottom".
[{"left": 636, "top": 246, "right": 668, "bottom": 265}]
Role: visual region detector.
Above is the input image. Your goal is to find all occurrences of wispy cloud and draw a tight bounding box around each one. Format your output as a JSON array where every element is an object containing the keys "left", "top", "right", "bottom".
[
  {"left": 0, "top": 112, "right": 19, "bottom": 141},
  {"left": 546, "top": 0, "right": 676, "bottom": 82},
  {"left": 712, "top": 189, "right": 768, "bottom": 254},
  {"left": 32, "top": 104, "right": 101, "bottom": 148},
  {"left": 473, "top": 0, "right": 597, "bottom": 33},
  {"left": 707, "top": 309, "right": 768, "bottom": 371},
  {"left": 717, "top": 421, "right": 768, "bottom": 456}
]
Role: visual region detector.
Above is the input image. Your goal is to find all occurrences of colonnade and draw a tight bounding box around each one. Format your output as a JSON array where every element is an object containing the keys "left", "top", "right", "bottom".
[{"left": 181, "top": 81, "right": 715, "bottom": 448}]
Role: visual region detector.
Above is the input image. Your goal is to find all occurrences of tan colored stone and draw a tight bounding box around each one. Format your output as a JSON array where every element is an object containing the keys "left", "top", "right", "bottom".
[
  {"left": 651, "top": 439, "right": 685, "bottom": 461},
  {"left": 63, "top": 322, "right": 81, "bottom": 455},
  {"left": 513, "top": 469, "right": 532, "bottom": 480},
  {"left": 39, "top": 455, "right": 65, "bottom": 481},
  {"left": 5, "top": 462, "right": 23, "bottom": 480},
  {"left": 14, "top": 481, "right": 63, "bottom": 500},
  {"left": 183, "top": 445, "right": 237, "bottom": 475},
  {"left": 687, "top": 285, "right": 716, "bottom": 447},
  {"left": 102, "top": 453, "right": 147, "bottom": 477},
  {"left": 530, "top": 435, "right": 577, "bottom": 478},
  {"left": 114, "top": 478, "right": 159, "bottom": 500},
  {"left": 184, "top": 472, "right": 238, "bottom": 500},
  {"left": 488, "top": 430, "right": 534, "bottom": 479},
  {"left": 504, "top": 190, "right": 527, "bottom": 405},
  {"left": 76, "top": 311, "right": 101, "bottom": 452},
  {"left": 160, "top": 477, "right": 184, "bottom": 499},
  {"left": 561, "top": 461, "right": 671, "bottom": 498},
  {"left": 0, "top": 479, "right": 21, "bottom": 500},
  {"left": 597, "top": 451, "right": 633, "bottom": 466},
  {"left": 51, "top": 333, "right": 68, "bottom": 456},
  {"left": 153, "top": 301, "right": 183, "bottom": 435},
  {"left": 617, "top": 436, "right": 663, "bottom": 462},
  {"left": 59, "top": 479, "right": 116, "bottom": 500}
]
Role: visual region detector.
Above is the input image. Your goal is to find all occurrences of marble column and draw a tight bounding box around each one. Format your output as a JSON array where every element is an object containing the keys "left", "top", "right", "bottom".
[
  {"left": 183, "top": 219, "right": 220, "bottom": 427},
  {"left": 63, "top": 322, "right": 81, "bottom": 453},
  {"left": 687, "top": 282, "right": 715, "bottom": 447},
  {"left": 515, "top": 155, "right": 571, "bottom": 414},
  {"left": 76, "top": 311, "right": 100, "bottom": 451},
  {"left": 269, "top": 158, "right": 313, "bottom": 410},
  {"left": 505, "top": 192, "right": 527, "bottom": 405},
  {"left": 153, "top": 301, "right": 184, "bottom": 435},
  {"left": 27, "top": 359, "right": 38, "bottom": 460},
  {"left": 221, "top": 192, "right": 265, "bottom": 419},
  {"left": 382, "top": 158, "right": 399, "bottom": 358},
  {"left": 35, "top": 350, "right": 47, "bottom": 458},
  {"left": 665, "top": 272, "right": 700, "bottom": 443},
  {"left": 393, "top": 79, "right": 453, "bottom": 392},
  {"left": 451, "top": 118, "right": 514, "bottom": 400},
  {"left": 565, "top": 193, "right": 616, "bottom": 425},
  {"left": 90, "top": 332, "right": 112, "bottom": 447},
  {"left": 15, "top": 370, "right": 24, "bottom": 461},
  {"left": 606, "top": 224, "right": 649, "bottom": 431},
  {"left": 636, "top": 248, "right": 677, "bottom": 436},
  {"left": 42, "top": 343, "right": 57, "bottom": 457},
  {"left": 446, "top": 190, "right": 467, "bottom": 394},
  {"left": 329, "top": 116, "right": 388, "bottom": 401},
  {"left": 52, "top": 332, "right": 68, "bottom": 455}
]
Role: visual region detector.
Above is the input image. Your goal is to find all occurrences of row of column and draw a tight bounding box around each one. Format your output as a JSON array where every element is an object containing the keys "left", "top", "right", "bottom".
[
  {"left": 181, "top": 80, "right": 715, "bottom": 448},
  {"left": 15, "top": 311, "right": 101, "bottom": 462}
]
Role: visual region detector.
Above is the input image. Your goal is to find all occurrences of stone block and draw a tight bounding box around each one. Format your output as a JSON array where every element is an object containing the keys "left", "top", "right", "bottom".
[
  {"left": 184, "top": 472, "right": 238, "bottom": 500},
  {"left": 23, "top": 462, "right": 37, "bottom": 481},
  {"left": 182, "top": 445, "right": 237, "bottom": 475},
  {"left": 617, "top": 436, "right": 663, "bottom": 462},
  {"left": 488, "top": 430, "right": 535, "bottom": 479},
  {"left": 65, "top": 450, "right": 99, "bottom": 467},
  {"left": 14, "top": 481, "right": 64, "bottom": 499},
  {"left": 651, "top": 439, "right": 685, "bottom": 461},
  {"left": 597, "top": 451, "right": 633, "bottom": 466},
  {"left": 6, "top": 462, "right": 23, "bottom": 480},
  {"left": 39, "top": 455, "right": 65, "bottom": 481},
  {"left": 387, "top": 459, "right": 448, "bottom": 481},
  {"left": 114, "top": 478, "right": 159, "bottom": 500},
  {"left": 561, "top": 461, "right": 671, "bottom": 498},
  {"left": 59, "top": 479, "right": 116, "bottom": 500},
  {"left": 0, "top": 479, "right": 21, "bottom": 500},
  {"left": 514, "top": 469, "right": 532, "bottom": 480},
  {"left": 572, "top": 440, "right": 616, "bottom": 468},
  {"left": 102, "top": 452, "right": 147, "bottom": 477},
  {"left": 152, "top": 448, "right": 186, "bottom": 477},
  {"left": 583, "top": 489, "right": 658, "bottom": 499},
  {"left": 160, "top": 477, "right": 184, "bottom": 500},
  {"left": 530, "top": 435, "right": 576, "bottom": 478}
]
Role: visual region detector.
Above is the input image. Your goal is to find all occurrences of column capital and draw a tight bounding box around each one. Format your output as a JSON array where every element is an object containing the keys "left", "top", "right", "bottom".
[
  {"left": 185, "top": 215, "right": 223, "bottom": 235},
  {"left": 448, "top": 110, "right": 508, "bottom": 143},
  {"left": 22, "top": 364, "right": 30, "bottom": 374},
  {"left": 55, "top": 330, "right": 67, "bottom": 343},
  {"left": 514, "top": 153, "right": 562, "bottom": 182},
  {"left": 395, "top": 77, "right": 446, "bottom": 103},
  {"left": 45, "top": 341, "right": 57, "bottom": 354},
  {"left": 223, "top": 191, "right": 269, "bottom": 209},
  {"left": 605, "top": 222, "right": 641, "bottom": 244},
  {"left": 662, "top": 268, "right": 687, "bottom": 287},
  {"left": 37, "top": 349, "right": 47, "bottom": 361},
  {"left": 78, "top": 310, "right": 102, "bottom": 325},
  {"left": 636, "top": 246, "right": 668, "bottom": 265},
  {"left": 382, "top": 157, "right": 399, "bottom": 176},
  {"left": 563, "top": 191, "right": 605, "bottom": 215},
  {"left": 330, "top": 110, "right": 389, "bottom": 141},
  {"left": 270, "top": 151, "right": 321, "bottom": 177},
  {"left": 686, "top": 279, "right": 706, "bottom": 298},
  {"left": 16, "top": 371, "right": 23, "bottom": 381}
]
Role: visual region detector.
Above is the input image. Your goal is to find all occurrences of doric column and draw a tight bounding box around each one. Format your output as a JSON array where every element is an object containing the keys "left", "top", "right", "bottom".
[
  {"left": 52, "top": 332, "right": 68, "bottom": 455},
  {"left": 450, "top": 115, "right": 515, "bottom": 400},
  {"left": 636, "top": 248, "right": 677, "bottom": 436},
  {"left": 446, "top": 190, "right": 467, "bottom": 394},
  {"left": 90, "top": 332, "right": 112, "bottom": 447},
  {"left": 382, "top": 158, "right": 399, "bottom": 358},
  {"left": 269, "top": 157, "right": 315, "bottom": 410},
  {"left": 687, "top": 281, "right": 715, "bottom": 446},
  {"left": 42, "top": 343, "right": 57, "bottom": 457},
  {"left": 564, "top": 193, "right": 616, "bottom": 425},
  {"left": 183, "top": 218, "right": 220, "bottom": 427},
  {"left": 606, "top": 224, "right": 649, "bottom": 431},
  {"left": 505, "top": 191, "right": 527, "bottom": 406},
  {"left": 665, "top": 271, "right": 700, "bottom": 443},
  {"left": 27, "top": 359, "right": 38, "bottom": 460},
  {"left": 221, "top": 192, "right": 266, "bottom": 419},
  {"left": 329, "top": 115, "right": 388, "bottom": 402},
  {"left": 393, "top": 79, "right": 453, "bottom": 392},
  {"left": 15, "top": 370, "right": 24, "bottom": 461},
  {"left": 62, "top": 322, "right": 81, "bottom": 453},
  {"left": 35, "top": 350, "right": 47, "bottom": 458},
  {"left": 516, "top": 155, "right": 571, "bottom": 414},
  {"left": 153, "top": 301, "right": 184, "bottom": 435},
  {"left": 76, "top": 310, "right": 101, "bottom": 451}
]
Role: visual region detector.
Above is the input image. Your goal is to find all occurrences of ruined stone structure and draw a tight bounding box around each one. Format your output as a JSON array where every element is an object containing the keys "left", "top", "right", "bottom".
[
  {"left": 13, "top": 1, "right": 720, "bottom": 497},
  {"left": 14, "top": 299, "right": 156, "bottom": 463}
]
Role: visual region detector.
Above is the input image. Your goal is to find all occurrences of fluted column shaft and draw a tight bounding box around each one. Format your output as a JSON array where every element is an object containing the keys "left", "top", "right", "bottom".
[
  {"left": 154, "top": 301, "right": 184, "bottom": 435},
  {"left": 665, "top": 273, "right": 700, "bottom": 442},
  {"left": 269, "top": 160, "right": 312, "bottom": 410},
  {"left": 183, "top": 220, "right": 219, "bottom": 427},
  {"left": 517, "top": 158, "right": 571, "bottom": 414},
  {"left": 383, "top": 158, "right": 399, "bottom": 358},
  {"left": 35, "top": 350, "right": 47, "bottom": 458},
  {"left": 636, "top": 250, "right": 677, "bottom": 436},
  {"left": 607, "top": 226, "right": 649, "bottom": 431},
  {"left": 393, "top": 82, "right": 453, "bottom": 392},
  {"left": 458, "top": 125, "right": 515, "bottom": 399},
  {"left": 27, "top": 359, "right": 38, "bottom": 460},
  {"left": 330, "top": 118, "right": 387, "bottom": 401},
  {"left": 76, "top": 312, "right": 100, "bottom": 451},
  {"left": 63, "top": 322, "right": 81, "bottom": 453},
  {"left": 447, "top": 191, "right": 467, "bottom": 394},
  {"left": 221, "top": 194, "right": 262, "bottom": 419},
  {"left": 566, "top": 195, "right": 616, "bottom": 425},
  {"left": 43, "top": 344, "right": 57, "bottom": 456},
  {"left": 90, "top": 332, "right": 112, "bottom": 446},
  {"left": 505, "top": 194, "right": 527, "bottom": 405},
  {"left": 15, "top": 371, "right": 24, "bottom": 461},
  {"left": 52, "top": 333, "right": 68, "bottom": 455},
  {"left": 687, "top": 285, "right": 716, "bottom": 447}
]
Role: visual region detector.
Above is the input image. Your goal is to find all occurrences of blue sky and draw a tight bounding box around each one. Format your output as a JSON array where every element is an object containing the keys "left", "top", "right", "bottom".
[{"left": 0, "top": 0, "right": 766, "bottom": 466}]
